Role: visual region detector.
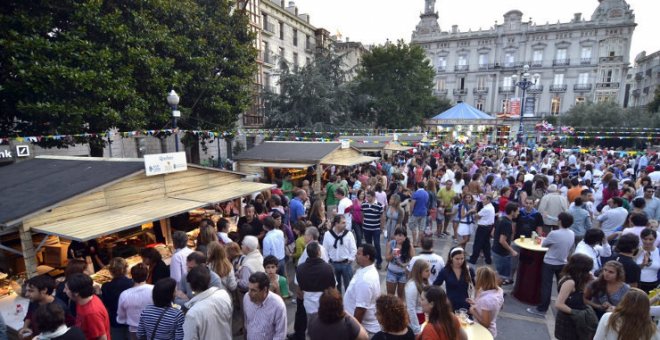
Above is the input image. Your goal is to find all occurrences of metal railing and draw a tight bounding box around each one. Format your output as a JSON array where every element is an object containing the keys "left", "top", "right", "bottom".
[
  {"left": 454, "top": 65, "right": 469, "bottom": 71},
  {"left": 453, "top": 88, "right": 468, "bottom": 96},
  {"left": 573, "top": 84, "right": 593, "bottom": 91},
  {"left": 498, "top": 86, "right": 515, "bottom": 93},
  {"left": 596, "top": 82, "right": 620, "bottom": 89},
  {"left": 553, "top": 59, "right": 570, "bottom": 66},
  {"left": 549, "top": 84, "right": 568, "bottom": 92}
]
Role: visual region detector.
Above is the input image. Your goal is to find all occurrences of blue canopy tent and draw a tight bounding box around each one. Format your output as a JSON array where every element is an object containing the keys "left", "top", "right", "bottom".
[{"left": 425, "top": 102, "right": 496, "bottom": 126}]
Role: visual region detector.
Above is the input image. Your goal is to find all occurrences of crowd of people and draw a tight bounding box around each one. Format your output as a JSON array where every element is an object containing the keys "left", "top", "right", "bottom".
[{"left": 8, "top": 144, "right": 660, "bottom": 340}]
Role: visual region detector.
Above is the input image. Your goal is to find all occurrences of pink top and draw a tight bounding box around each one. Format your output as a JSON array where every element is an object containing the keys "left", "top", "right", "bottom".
[{"left": 474, "top": 288, "right": 504, "bottom": 337}]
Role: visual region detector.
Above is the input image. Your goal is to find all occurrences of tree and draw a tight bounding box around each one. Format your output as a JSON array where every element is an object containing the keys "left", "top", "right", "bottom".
[
  {"left": 355, "top": 40, "right": 436, "bottom": 128},
  {"left": 648, "top": 87, "right": 660, "bottom": 114},
  {"left": 424, "top": 97, "right": 453, "bottom": 119},
  {"left": 0, "top": 0, "right": 256, "bottom": 155},
  {"left": 562, "top": 101, "right": 660, "bottom": 129}
]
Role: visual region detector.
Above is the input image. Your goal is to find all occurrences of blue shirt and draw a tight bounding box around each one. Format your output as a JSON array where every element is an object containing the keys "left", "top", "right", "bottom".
[
  {"left": 411, "top": 189, "right": 429, "bottom": 217},
  {"left": 289, "top": 197, "right": 305, "bottom": 225},
  {"left": 433, "top": 266, "right": 475, "bottom": 311}
]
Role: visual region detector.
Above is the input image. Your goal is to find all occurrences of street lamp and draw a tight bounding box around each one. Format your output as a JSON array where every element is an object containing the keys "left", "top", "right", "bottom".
[
  {"left": 167, "top": 90, "right": 181, "bottom": 152},
  {"left": 512, "top": 65, "right": 540, "bottom": 145}
]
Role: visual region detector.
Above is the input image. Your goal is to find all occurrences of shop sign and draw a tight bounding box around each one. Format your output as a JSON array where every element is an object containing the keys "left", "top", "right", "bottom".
[{"left": 144, "top": 152, "right": 187, "bottom": 176}]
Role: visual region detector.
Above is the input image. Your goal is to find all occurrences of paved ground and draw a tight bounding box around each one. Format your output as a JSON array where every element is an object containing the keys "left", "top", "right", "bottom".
[{"left": 281, "top": 232, "right": 558, "bottom": 339}]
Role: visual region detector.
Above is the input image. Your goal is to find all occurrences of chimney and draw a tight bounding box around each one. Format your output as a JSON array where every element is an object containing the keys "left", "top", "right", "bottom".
[
  {"left": 574, "top": 13, "right": 582, "bottom": 22},
  {"left": 345, "top": 37, "right": 350, "bottom": 42},
  {"left": 452, "top": 25, "right": 458, "bottom": 33}
]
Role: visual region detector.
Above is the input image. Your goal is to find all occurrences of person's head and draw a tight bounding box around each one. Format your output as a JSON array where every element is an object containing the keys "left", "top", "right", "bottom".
[
  {"left": 130, "top": 263, "right": 149, "bottom": 284},
  {"left": 64, "top": 273, "right": 94, "bottom": 302},
  {"left": 187, "top": 265, "right": 211, "bottom": 293},
  {"left": 306, "top": 241, "right": 321, "bottom": 259},
  {"left": 64, "top": 259, "right": 88, "bottom": 278},
  {"left": 317, "top": 288, "right": 346, "bottom": 324},
  {"left": 310, "top": 200, "right": 325, "bottom": 218},
  {"left": 263, "top": 255, "right": 279, "bottom": 275},
  {"left": 599, "top": 260, "right": 625, "bottom": 283},
  {"left": 140, "top": 247, "right": 162, "bottom": 266},
  {"left": 173, "top": 230, "right": 189, "bottom": 250},
  {"left": 245, "top": 204, "right": 256, "bottom": 219},
  {"left": 304, "top": 226, "right": 320, "bottom": 244},
  {"left": 186, "top": 251, "right": 207, "bottom": 271},
  {"left": 444, "top": 179, "right": 453, "bottom": 190},
  {"left": 420, "top": 237, "right": 434, "bottom": 251},
  {"left": 608, "top": 288, "right": 657, "bottom": 340},
  {"left": 332, "top": 214, "right": 346, "bottom": 232},
  {"left": 644, "top": 185, "right": 656, "bottom": 199},
  {"left": 583, "top": 228, "right": 605, "bottom": 246},
  {"left": 375, "top": 294, "right": 409, "bottom": 334},
  {"left": 574, "top": 196, "right": 584, "bottom": 207},
  {"left": 561, "top": 253, "right": 593, "bottom": 290},
  {"left": 475, "top": 266, "right": 499, "bottom": 292},
  {"left": 607, "top": 179, "right": 619, "bottom": 192},
  {"left": 616, "top": 233, "right": 640, "bottom": 254},
  {"left": 641, "top": 228, "right": 657, "bottom": 249},
  {"left": 248, "top": 272, "right": 270, "bottom": 304},
  {"left": 421, "top": 286, "right": 459, "bottom": 339},
  {"left": 357, "top": 244, "right": 377, "bottom": 267},
  {"left": 463, "top": 193, "right": 474, "bottom": 204},
  {"left": 571, "top": 177, "right": 579, "bottom": 187},
  {"left": 558, "top": 212, "right": 574, "bottom": 229},
  {"left": 198, "top": 225, "right": 218, "bottom": 247},
  {"left": 523, "top": 197, "right": 535, "bottom": 210},
  {"left": 632, "top": 197, "right": 647, "bottom": 210},
  {"left": 292, "top": 221, "right": 306, "bottom": 237},
  {"left": 365, "top": 190, "right": 376, "bottom": 203},
  {"left": 409, "top": 259, "right": 430, "bottom": 294},
  {"left": 270, "top": 211, "right": 283, "bottom": 228},
  {"left": 581, "top": 189, "right": 594, "bottom": 202},
  {"left": 34, "top": 303, "right": 67, "bottom": 333},
  {"left": 630, "top": 212, "right": 649, "bottom": 228},
  {"left": 505, "top": 202, "right": 519, "bottom": 218},
  {"left": 393, "top": 227, "right": 411, "bottom": 261},
  {"left": 334, "top": 187, "right": 345, "bottom": 198},
  {"left": 389, "top": 193, "right": 401, "bottom": 207},
  {"left": 241, "top": 235, "right": 259, "bottom": 254},
  {"left": 611, "top": 196, "right": 624, "bottom": 208},
  {"left": 107, "top": 257, "right": 128, "bottom": 279},
  {"left": 225, "top": 242, "right": 242, "bottom": 262},
  {"left": 25, "top": 275, "right": 56, "bottom": 303},
  {"left": 152, "top": 277, "right": 177, "bottom": 307},
  {"left": 217, "top": 218, "right": 229, "bottom": 233},
  {"left": 262, "top": 216, "right": 276, "bottom": 231}
]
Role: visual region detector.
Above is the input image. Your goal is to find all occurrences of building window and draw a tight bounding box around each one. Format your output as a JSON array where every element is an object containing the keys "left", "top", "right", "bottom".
[
  {"left": 501, "top": 99, "right": 510, "bottom": 113},
  {"left": 551, "top": 96, "right": 561, "bottom": 115},
  {"left": 478, "top": 54, "right": 488, "bottom": 67},
  {"left": 457, "top": 77, "right": 465, "bottom": 90},
  {"left": 293, "top": 52, "right": 298, "bottom": 69},
  {"left": 306, "top": 35, "right": 311, "bottom": 49},
  {"left": 437, "top": 79, "right": 446, "bottom": 90},
  {"left": 457, "top": 55, "right": 467, "bottom": 66},
  {"left": 581, "top": 47, "right": 591, "bottom": 59},
  {"left": 279, "top": 47, "right": 285, "bottom": 67},
  {"left": 279, "top": 22, "right": 284, "bottom": 40},
  {"left": 293, "top": 29, "right": 298, "bottom": 46},
  {"left": 575, "top": 96, "right": 586, "bottom": 104},
  {"left": 502, "top": 76, "right": 513, "bottom": 87},
  {"left": 306, "top": 57, "right": 311, "bottom": 65},
  {"left": 504, "top": 52, "right": 515, "bottom": 67},
  {"left": 556, "top": 48, "right": 567, "bottom": 60},
  {"left": 437, "top": 56, "right": 447, "bottom": 70},
  {"left": 553, "top": 74, "right": 564, "bottom": 85},
  {"left": 476, "top": 100, "right": 484, "bottom": 111},
  {"left": 532, "top": 50, "right": 543, "bottom": 64},
  {"left": 578, "top": 73, "right": 589, "bottom": 84},
  {"left": 476, "top": 75, "right": 487, "bottom": 89}
]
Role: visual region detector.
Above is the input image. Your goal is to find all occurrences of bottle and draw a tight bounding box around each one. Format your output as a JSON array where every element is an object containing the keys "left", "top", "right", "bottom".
[{"left": 15, "top": 303, "right": 23, "bottom": 315}]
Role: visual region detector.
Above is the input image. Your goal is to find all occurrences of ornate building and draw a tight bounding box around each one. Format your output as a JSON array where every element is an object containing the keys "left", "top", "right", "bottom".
[
  {"left": 411, "top": 0, "right": 636, "bottom": 117},
  {"left": 626, "top": 50, "right": 660, "bottom": 108}
]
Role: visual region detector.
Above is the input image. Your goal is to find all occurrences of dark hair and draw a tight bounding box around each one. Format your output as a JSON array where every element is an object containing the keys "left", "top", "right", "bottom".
[
  {"left": 140, "top": 247, "right": 162, "bottom": 263},
  {"left": 187, "top": 251, "right": 207, "bottom": 265},
  {"left": 632, "top": 197, "right": 646, "bottom": 209},
  {"left": 611, "top": 197, "right": 624, "bottom": 207},
  {"left": 306, "top": 241, "right": 321, "bottom": 258},
  {"left": 505, "top": 202, "right": 519, "bottom": 215},
  {"left": 249, "top": 272, "right": 269, "bottom": 290},
  {"left": 447, "top": 246, "right": 471, "bottom": 284},
  {"left": 332, "top": 214, "right": 345, "bottom": 226},
  {"left": 641, "top": 228, "right": 657, "bottom": 240},
  {"left": 376, "top": 294, "right": 409, "bottom": 333},
  {"left": 574, "top": 197, "right": 584, "bottom": 206},
  {"left": 130, "top": 263, "right": 149, "bottom": 283},
  {"left": 423, "top": 286, "right": 459, "bottom": 339},
  {"left": 581, "top": 188, "right": 592, "bottom": 196},
  {"left": 561, "top": 253, "right": 593, "bottom": 290},
  {"left": 616, "top": 233, "right": 640, "bottom": 253},
  {"left": 172, "top": 230, "right": 189, "bottom": 249},
  {"left": 262, "top": 216, "right": 276, "bottom": 230},
  {"left": 421, "top": 237, "right": 434, "bottom": 251},
  {"left": 360, "top": 244, "right": 377, "bottom": 263},
  {"left": 152, "top": 278, "right": 177, "bottom": 308},
  {"left": 66, "top": 273, "right": 94, "bottom": 299},
  {"left": 64, "top": 259, "right": 87, "bottom": 279},
  {"left": 335, "top": 187, "right": 345, "bottom": 197},
  {"left": 584, "top": 228, "right": 605, "bottom": 246},
  {"left": 263, "top": 255, "right": 279, "bottom": 268},
  {"left": 393, "top": 228, "right": 412, "bottom": 262},
  {"left": 35, "top": 303, "right": 66, "bottom": 333},
  {"left": 26, "top": 275, "right": 56, "bottom": 295},
  {"left": 558, "top": 212, "right": 574, "bottom": 229},
  {"left": 187, "top": 265, "right": 211, "bottom": 293},
  {"left": 217, "top": 218, "right": 229, "bottom": 232},
  {"left": 317, "top": 288, "right": 345, "bottom": 324},
  {"left": 571, "top": 177, "right": 579, "bottom": 186},
  {"left": 629, "top": 213, "right": 649, "bottom": 227}
]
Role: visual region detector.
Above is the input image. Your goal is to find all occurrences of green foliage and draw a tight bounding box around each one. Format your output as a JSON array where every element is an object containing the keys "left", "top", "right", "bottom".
[
  {"left": 425, "top": 97, "right": 453, "bottom": 119},
  {"left": 648, "top": 87, "right": 660, "bottom": 114},
  {"left": 562, "top": 101, "right": 660, "bottom": 128},
  {"left": 355, "top": 40, "right": 436, "bottom": 128},
  {"left": 0, "top": 0, "right": 256, "bottom": 150}
]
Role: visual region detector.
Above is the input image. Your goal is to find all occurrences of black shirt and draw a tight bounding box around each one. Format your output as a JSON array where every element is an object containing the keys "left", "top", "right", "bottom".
[
  {"left": 615, "top": 253, "right": 641, "bottom": 285},
  {"left": 238, "top": 216, "right": 263, "bottom": 238},
  {"left": 492, "top": 217, "right": 513, "bottom": 256},
  {"left": 100, "top": 276, "right": 134, "bottom": 327},
  {"left": 52, "top": 326, "right": 86, "bottom": 340},
  {"left": 514, "top": 208, "right": 543, "bottom": 238},
  {"left": 372, "top": 327, "right": 415, "bottom": 340}
]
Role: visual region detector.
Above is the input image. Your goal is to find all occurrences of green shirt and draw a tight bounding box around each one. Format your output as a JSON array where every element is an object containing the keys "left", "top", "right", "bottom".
[
  {"left": 437, "top": 187, "right": 456, "bottom": 210},
  {"left": 326, "top": 183, "right": 338, "bottom": 206},
  {"left": 278, "top": 275, "right": 290, "bottom": 298},
  {"left": 282, "top": 179, "right": 294, "bottom": 200}
]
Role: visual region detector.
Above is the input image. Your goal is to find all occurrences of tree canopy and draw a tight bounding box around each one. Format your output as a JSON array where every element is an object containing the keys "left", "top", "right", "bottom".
[
  {"left": 0, "top": 0, "right": 256, "bottom": 153},
  {"left": 562, "top": 101, "right": 660, "bottom": 128}
]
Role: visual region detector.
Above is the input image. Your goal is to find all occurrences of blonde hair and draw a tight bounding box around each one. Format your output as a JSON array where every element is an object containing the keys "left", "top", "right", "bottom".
[
  {"left": 475, "top": 266, "right": 499, "bottom": 292},
  {"left": 207, "top": 241, "right": 233, "bottom": 277},
  {"left": 409, "top": 260, "right": 430, "bottom": 294},
  {"left": 607, "top": 288, "right": 656, "bottom": 340}
]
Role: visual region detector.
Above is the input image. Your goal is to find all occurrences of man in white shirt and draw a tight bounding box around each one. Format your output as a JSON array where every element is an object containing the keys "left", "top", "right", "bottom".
[
  {"left": 335, "top": 188, "right": 353, "bottom": 232},
  {"left": 262, "top": 216, "right": 286, "bottom": 276},
  {"left": 597, "top": 197, "right": 629, "bottom": 239},
  {"left": 344, "top": 244, "right": 381, "bottom": 336},
  {"left": 406, "top": 237, "right": 444, "bottom": 284},
  {"left": 468, "top": 195, "right": 495, "bottom": 265},
  {"left": 322, "top": 215, "right": 357, "bottom": 293},
  {"left": 170, "top": 231, "right": 194, "bottom": 288},
  {"left": 183, "top": 266, "right": 233, "bottom": 340}
]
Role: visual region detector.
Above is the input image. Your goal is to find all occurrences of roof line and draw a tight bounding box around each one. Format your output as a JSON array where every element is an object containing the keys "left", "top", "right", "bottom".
[
  {"left": 263, "top": 141, "right": 340, "bottom": 144},
  {"left": 36, "top": 155, "right": 143, "bottom": 162}
]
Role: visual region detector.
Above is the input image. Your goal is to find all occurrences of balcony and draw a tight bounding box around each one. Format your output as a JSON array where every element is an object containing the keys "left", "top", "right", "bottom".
[
  {"left": 635, "top": 72, "right": 643, "bottom": 81},
  {"left": 531, "top": 61, "right": 543, "bottom": 67},
  {"left": 499, "top": 86, "right": 515, "bottom": 93},
  {"left": 305, "top": 41, "right": 316, "bottom": 52},
  {"left": 263, "top": 22, "right": 275, "bottom": 35},
  {"left": 478, "top": 63, "right": 494, "bottom": 70},
  {"left": 437, "top": 66, "right": 447, "bottom": 73},
  {"left": 596, "top": 82, "right": 620, "bottom": 89},
  {"left": 527, "top": 85, "right": 544, "bottom": 94},
  {"left": 433, "top": 89, "right": 448, "bottom": 96},
  {"left": 632, "top": 89, "right": 641, "bottom": 97},
  {"left": 573, "top": 84, "right": 593, "bottom": 92},
  {"left": 262, "top": 51, "right": 275, "bottom": 66},
  {"left": 599, "top": 56, "right": 624, "bottom": 63},
  {"left": 473, "top": 87, "right": 489, "bottom": 95},
  {"left": 580, "top": 58, "right": 593, "bottom": 65},
  {"left": 454, "top": 65, "right": 469, "bottom": 72},
  {"left": 453, "top": 88, "right": 468, "bottom": 96},
  {"left": 549, "top": 84, "right": 568, "bottom": 92},
  {"left": 243, "top": 114, "right": 264, "bottom": 128},
  {"left": 553, "top": 59, "right": 570, "bottom": 66}
]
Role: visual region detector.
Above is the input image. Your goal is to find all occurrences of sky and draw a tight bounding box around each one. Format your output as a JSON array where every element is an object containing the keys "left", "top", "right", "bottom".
[{"left": 292, "top": 0, "right": 659, "bottom": 61}]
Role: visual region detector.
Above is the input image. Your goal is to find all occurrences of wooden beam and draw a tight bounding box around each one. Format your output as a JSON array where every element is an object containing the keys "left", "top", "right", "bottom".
[{"left": 18, "top": 225, "right": 38, "bottom": 278}]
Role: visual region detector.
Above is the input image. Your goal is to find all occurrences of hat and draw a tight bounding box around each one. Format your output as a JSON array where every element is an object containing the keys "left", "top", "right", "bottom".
[{"left": 547, "top": 184, "right": 558, "bottom": 193}]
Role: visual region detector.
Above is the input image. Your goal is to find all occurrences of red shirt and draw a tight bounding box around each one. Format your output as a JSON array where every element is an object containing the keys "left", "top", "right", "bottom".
[
  {"left": 498, "top": 197, "right": 509, "bottom": 213},
  {"left": 76, "top": 295, "right": 111, "bottom": 340}
]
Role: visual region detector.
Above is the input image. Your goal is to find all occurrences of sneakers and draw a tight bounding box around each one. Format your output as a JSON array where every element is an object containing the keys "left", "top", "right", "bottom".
[{"left": 526, "top": 307, "right": 546, "bottom": 317}]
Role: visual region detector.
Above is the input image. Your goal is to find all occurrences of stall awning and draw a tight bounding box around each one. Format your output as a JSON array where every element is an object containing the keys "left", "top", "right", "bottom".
[
  {"left": 172, "top": 181, "right": 275, "bottom": 204},
  {"left": 324, "top": 155, "right": 379, "bottom": 167},
  {"left": 248, "top": 162, "right": 314, "bottom": 169},
  {"left": 31, "top": 198, "right": 205, "bottom": 242}
]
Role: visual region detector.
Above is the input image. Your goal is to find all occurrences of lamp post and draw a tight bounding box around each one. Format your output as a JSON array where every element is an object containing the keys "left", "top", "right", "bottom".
[
  {"left": 167, "top": 90, "right": 181, "bottom": 152},
  {"left": 512, "top": 65, "right": 540, "bottom": 145}
]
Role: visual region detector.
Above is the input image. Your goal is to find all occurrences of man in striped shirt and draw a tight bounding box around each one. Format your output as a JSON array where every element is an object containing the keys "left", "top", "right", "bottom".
[
  {"left": 244, "top": 272, "right": 287, "bottom": 340},
  {"left": 361, "top": 190, "right": 384, "bottom": 270}
]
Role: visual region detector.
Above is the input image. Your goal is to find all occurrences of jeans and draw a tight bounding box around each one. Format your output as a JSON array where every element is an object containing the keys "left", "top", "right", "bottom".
[
  {"left": 292, "top": 297, "right": 307, "bottom": 340},
  {"left": 363, "top": 229, "right": 382, "bottom": 265},
  {"left": 352, "top": 222, "right": 364, "bottom": 248},
  {"left": 332, "top": 262, "right": 354, "bottom": 292},
  {"left": 537, "top": 262, "right": 565, "bottom": 312},
  {"left": 492, "top": 251, "right": 512, "bottom": 280},
  {"left": 469, "top": 225, "right": 493, "bottom": 264}
]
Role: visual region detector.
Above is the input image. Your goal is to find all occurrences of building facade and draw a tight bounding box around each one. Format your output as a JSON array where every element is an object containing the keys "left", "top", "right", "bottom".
[
  {"left": 411, "top": 0, "right": 636, "bottom": 118},
  {"left": 626, "top": 50, "right": 660, "bottom": 108}
]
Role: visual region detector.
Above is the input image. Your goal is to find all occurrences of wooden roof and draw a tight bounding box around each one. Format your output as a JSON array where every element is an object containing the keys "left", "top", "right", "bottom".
[{"left": 235, "top": 141, "right": 377, "bottom": 166}]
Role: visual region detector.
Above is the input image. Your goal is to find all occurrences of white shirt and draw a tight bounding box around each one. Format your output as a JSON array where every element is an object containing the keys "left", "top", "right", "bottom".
[
  {"left": 337, "top": 197, "right": 353, "bottom": 231},
  {"left": 344, "top": 264, "right": 381, "bottom": 333},
  {"left": 170, "top": 247, "right": 194, "bottom": 286},
  {"left": 184, "top": 287, "right": 233, "bottom": 340},
  {"left": 263, "top": 229, "right": 286, "bottom": 260},
  {"left": 477, "top": 203, "right": 496, "bottom": 225},
  {"left": 407, "top": 252, "right": 445, "bottom": 284},
  {"left": 405, "top": 281, "right": 424, "bottom": 334},
  {"left": 117, "top": 284, "right": 154, "bottom": 332},
  {"left": 322, "top": 228, "right": 357, "bottom": 262},
  {"left": 597, "top": 207, "right": 629, "bottom": 236},
  {"left": 636, "top": 247, "right": 660, "bottom": 283},
  {"left": 218, "top": 232, "right": 232, "bottom": 244},
  {"left": 574, "top": 241, "right": 612, "bottom": 273}
]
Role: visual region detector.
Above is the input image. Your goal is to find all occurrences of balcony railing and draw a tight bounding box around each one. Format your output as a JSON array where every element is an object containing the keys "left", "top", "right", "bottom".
[
  {"left": 473, "top": 87, "right": 489, "bottom": 94},
  {"left": 553, "top": 59, "right": 570, "bottom": 66},
  {"left": 243, "top": 114, "right": 265, "bottom": 127},
  {"left": 263, "top": 22, "right": 275, "bottom": 35},
  {"left": 596, "top": 82, "right": 620, "bottom": 89},
  {"left": 531, "top": 61, "right": 543, "bottom": 67},
  {"left": 599, "top": 56, "right": 624, "bottom": 63},
  {"left": 573, "top": 84, "right": 593, "bottom": 92},
  {"left": 478, "top": 63, "right": 493, "bottom": 70},
  {"left": 549, "top": 84, "right": 568, "bottom": 92},
  {"left": 499, "top": 86, "right": 515, "bottom": 93},
  {"left": 454, "top": 65, "right": 469, "bottom": 71},
  {"left": 433, "top": 89, "right": 448, "bottom": 96},
  {"left": 580, "top": 58, "right": 593, "bottom": 65},
  {"left": 527, "top": 85, "right": 544, "bottom": 94},
  {"left": 632, "top": 89, "right": 641, "bottom": 96},
  {"left": 501, "top": 62, "right": 524, "bottom": 70},
  {"left": 453, "top": 88, "right": 468, "bottom": 96}
]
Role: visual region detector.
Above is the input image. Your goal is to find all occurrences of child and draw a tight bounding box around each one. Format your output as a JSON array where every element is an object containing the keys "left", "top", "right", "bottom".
[
  {"left": 263, "top": 255, "right": 290, "bottom": 299},
  {"left": 450, "top": 196, "right": 462, "bottom": 243}
]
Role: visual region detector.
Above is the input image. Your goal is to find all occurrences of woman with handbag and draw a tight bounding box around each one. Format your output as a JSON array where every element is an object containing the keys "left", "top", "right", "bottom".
[
  {"left": 137, "top": 278, "right": 184, "bottom": 340},
  {"left": 554, "top": 253, "right": 598, "bottom": 340},
  {"left": 433, "top": 247, "right": 475, "bottom": 312}
]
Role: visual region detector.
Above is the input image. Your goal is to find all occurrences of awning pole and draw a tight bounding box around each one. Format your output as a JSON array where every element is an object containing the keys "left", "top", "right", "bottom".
[{"left": 19, "top": 224, "right": 38, "bottom": 278}]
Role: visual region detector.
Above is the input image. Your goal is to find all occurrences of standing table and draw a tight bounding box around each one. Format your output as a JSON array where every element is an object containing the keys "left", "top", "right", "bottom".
[{"left": 512, "top": 238, "right": 548, "bottom": 305}]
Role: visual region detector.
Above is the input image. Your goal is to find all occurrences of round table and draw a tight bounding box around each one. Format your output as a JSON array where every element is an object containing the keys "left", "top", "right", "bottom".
[
  {"left": 463, "top": 321, "right": 493, "bottom": 340},
  {"left": 512, "top": 238, "right": 548, "bottom": 305}
]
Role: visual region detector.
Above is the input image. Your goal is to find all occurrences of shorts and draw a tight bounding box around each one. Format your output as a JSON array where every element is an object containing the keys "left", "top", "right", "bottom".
[
  {"left": 408, "top": 215, "right": 427, "bottom": 231},
  {"left": 457, "top": 222, "right": 473, "bottom": 237},
  {"left": 386, "top": 269, "right": 407, "bottom": 283}
]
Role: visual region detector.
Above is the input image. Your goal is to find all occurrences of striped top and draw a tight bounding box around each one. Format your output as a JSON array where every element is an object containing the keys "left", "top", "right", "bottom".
[
  {"left": 243, "top": 292, "right": 288, "bottom": 340},
  {"left": 137, "top": 305, "right": 184, "bottom": 340},
  {"left": 361, "top": 201, "right": 383, "bottom": 231}
]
